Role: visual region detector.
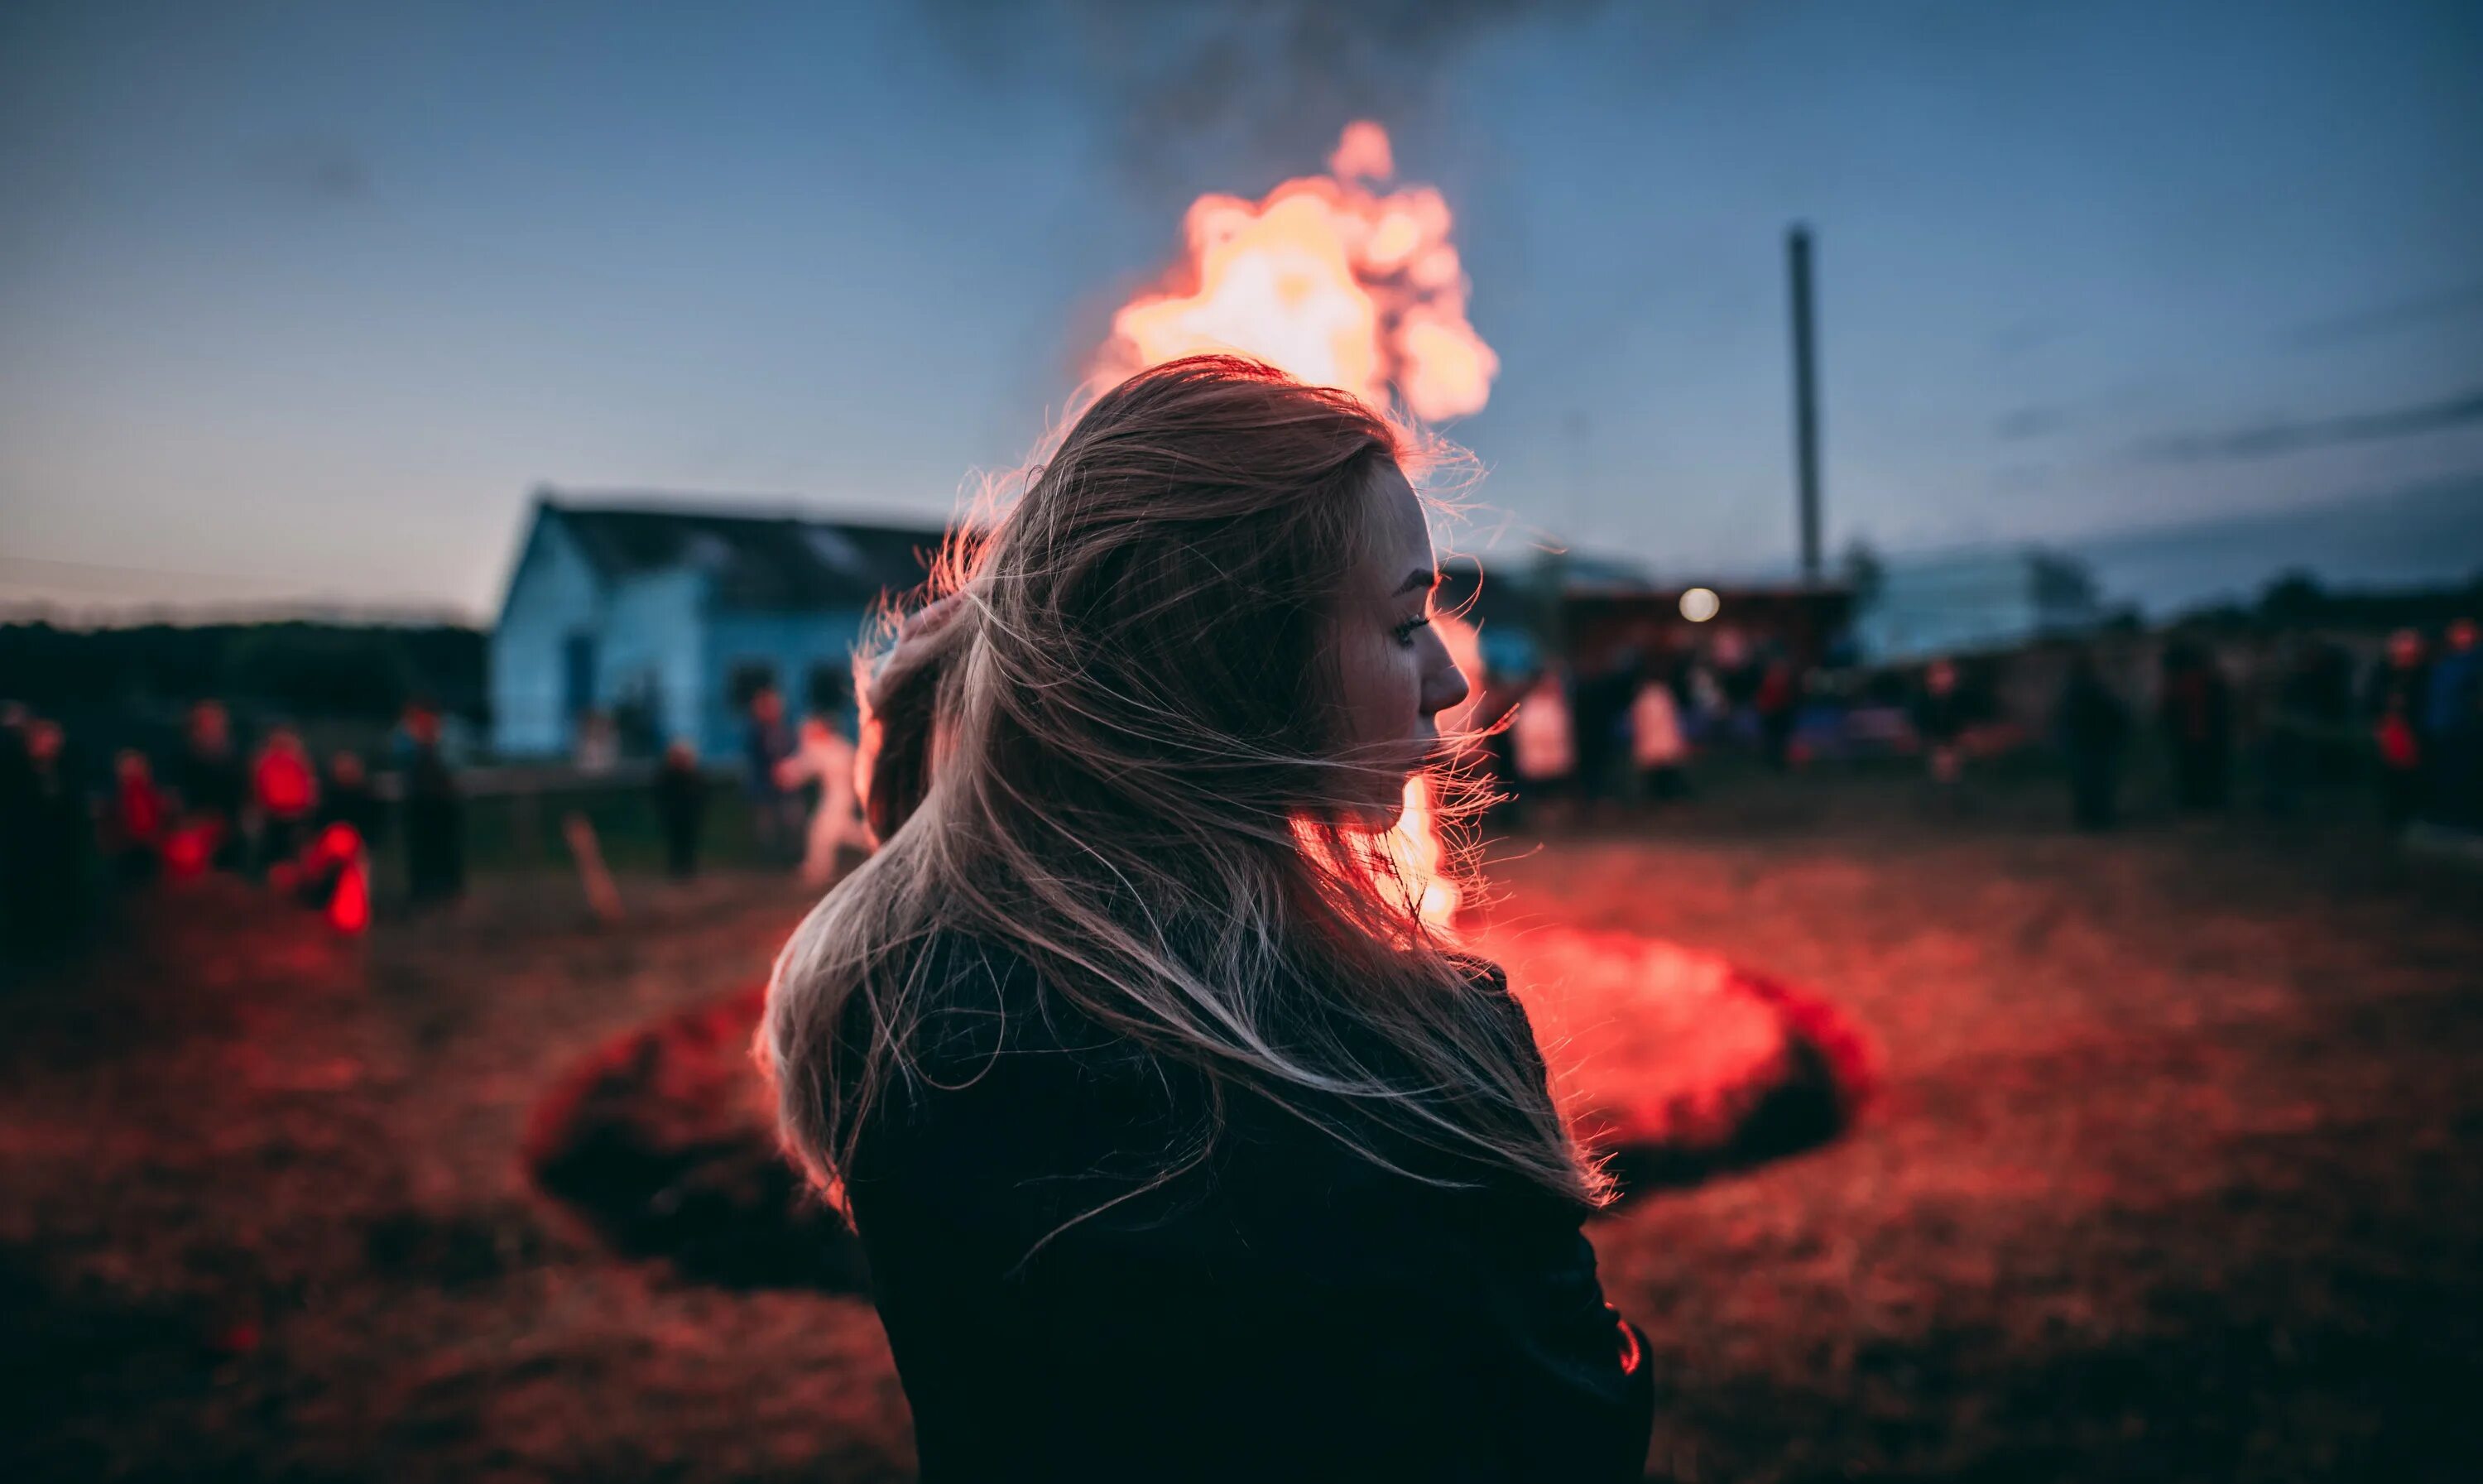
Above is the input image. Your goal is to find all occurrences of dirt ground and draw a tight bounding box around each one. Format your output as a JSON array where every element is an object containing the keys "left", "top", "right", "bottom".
[{"left": 4, "top": 770, "right": 2480, "bottom": 1482}]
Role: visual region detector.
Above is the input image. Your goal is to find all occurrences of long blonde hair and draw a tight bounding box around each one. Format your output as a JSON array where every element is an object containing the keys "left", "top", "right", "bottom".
[{"left": 762, "top": 356, "right": 1611, "bottom": 1227}]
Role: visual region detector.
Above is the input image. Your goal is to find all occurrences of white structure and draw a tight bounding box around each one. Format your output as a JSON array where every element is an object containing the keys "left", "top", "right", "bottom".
[{"left": 1853, "top": 548, "right": 2103, "bottom": 662}]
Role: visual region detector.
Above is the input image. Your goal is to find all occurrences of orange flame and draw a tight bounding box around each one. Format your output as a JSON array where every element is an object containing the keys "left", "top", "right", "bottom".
[
  {"left": 1098, "top": 122, "right": 1498, "bottom": 421},
  {"left": 1386, "top": 611, "right": 1485, "bottom": 932}
]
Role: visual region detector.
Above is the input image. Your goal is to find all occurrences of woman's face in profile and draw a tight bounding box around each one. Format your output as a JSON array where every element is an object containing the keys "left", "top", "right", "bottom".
[{"left": 1328, "top": 463, "right": 1471, "bottom": 829}]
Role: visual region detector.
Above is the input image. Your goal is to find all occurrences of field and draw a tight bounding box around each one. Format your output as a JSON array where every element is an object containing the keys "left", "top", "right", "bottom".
[{"left": 4, "top": 767, "right": 2480, "bottom": 1482}]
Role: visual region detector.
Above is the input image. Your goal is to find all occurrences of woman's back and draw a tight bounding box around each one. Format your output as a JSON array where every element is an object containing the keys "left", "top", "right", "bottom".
[{"left": 842, "top": 931, "right": 1653, "bottom": 1482}]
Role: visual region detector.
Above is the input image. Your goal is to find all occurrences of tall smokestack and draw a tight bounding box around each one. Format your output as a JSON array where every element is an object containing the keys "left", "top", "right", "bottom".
[{"left": 1788, "top": 224, "right": 1823, "bottom": 584}]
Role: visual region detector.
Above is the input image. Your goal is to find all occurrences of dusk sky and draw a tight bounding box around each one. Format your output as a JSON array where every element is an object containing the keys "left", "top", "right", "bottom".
[{"left": 4, "top": 0, "right": 2479, "bottom": 621}]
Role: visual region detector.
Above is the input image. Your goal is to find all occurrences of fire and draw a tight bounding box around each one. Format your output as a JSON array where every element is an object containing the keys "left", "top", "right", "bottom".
[
  {"left": 1390, "top": 774, "right": 1460, "bottom": 929},
  {"left": 1388, "top": 610, "right": 1486, "bottom": 932},
  {"left": 1097, "top": 122, "right": 1498, "bottom": 421}
]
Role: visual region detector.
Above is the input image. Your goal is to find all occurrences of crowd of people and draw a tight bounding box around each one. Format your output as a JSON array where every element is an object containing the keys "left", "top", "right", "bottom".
[
  {"left": 1451, "top": 613, "right": 2481, "bottom": 841},
  {"left": 9, "top": 613, "right": 2471, "bottom": 964},
  {"left": 0, "top": 696, "right": 464, "bottom": 961}
]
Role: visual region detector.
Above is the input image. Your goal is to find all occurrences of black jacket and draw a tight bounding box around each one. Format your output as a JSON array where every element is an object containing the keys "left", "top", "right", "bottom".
[{"left": 840, "top": 935, "right": 1655, "bottom": 1482}]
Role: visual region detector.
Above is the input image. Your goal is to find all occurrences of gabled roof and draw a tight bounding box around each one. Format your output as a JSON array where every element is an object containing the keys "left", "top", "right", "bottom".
[{"left": 538, "top": 493, "right": 947, "bottom": 611}]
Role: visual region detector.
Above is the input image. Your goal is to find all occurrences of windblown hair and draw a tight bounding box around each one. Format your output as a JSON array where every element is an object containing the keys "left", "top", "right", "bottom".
[{"left": 762, "top": 355, "right": 1611, "bottom": 1228}]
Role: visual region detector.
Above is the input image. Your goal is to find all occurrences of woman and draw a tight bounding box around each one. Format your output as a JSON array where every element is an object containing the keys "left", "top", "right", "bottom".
[{"left": 764, "top": 358, "right": 1654, "bottom": 1482}]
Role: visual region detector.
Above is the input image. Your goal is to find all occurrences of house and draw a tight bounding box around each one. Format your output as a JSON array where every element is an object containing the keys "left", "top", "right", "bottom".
[
  {"left": 489, "top": 492, "right": 947, "bottom": 761},
  {"left": 1851, "top": 547, "right": 2102, "bottom": 663}
]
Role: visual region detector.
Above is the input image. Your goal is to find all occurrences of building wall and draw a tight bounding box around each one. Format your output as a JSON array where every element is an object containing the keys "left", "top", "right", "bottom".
[
  {"left": 1857, "top": 552, "right": 2046, "bottom": 662},
  {"left": 599, "top": 568, "right": 709, "bottom": 751},
  {"left": 489, "top": 513, "right": 604, "bottom": 757},
  {"left": 699, "top": 607, "right": 872, "bottom": 761}
]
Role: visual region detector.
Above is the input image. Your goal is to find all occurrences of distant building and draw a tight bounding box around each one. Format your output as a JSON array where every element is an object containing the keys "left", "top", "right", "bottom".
[
  {"left": 1852, "top": 548, "right": 2102, "bottom": 662},
  {"left": 1436, "top": 554, "right": 1852, "bottom": 675},
  {"left": 490, "top": 492, "right": 944, "bottom": 761}
]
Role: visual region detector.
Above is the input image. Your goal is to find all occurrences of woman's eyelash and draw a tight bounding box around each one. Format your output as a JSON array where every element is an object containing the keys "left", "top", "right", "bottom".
[{"left": 1392, "top": 615, "right": 1431, "bottom": 643}]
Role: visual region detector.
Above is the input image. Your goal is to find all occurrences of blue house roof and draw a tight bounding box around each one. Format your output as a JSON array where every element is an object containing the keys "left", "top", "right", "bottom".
[{"left": 540, "top": 496, "right": 945, "bottom": 612}]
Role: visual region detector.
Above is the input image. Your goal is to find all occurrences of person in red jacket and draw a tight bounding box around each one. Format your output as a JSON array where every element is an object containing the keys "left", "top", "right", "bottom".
[
  {"left": 250, "top": 726, "right": 320, "bottom": 876},
  {"left": 111, "top": 748, "right": 169, "bottom": 881},
  {"left": 763, "top": 358, "right": 1652, "bottom": 1482}
]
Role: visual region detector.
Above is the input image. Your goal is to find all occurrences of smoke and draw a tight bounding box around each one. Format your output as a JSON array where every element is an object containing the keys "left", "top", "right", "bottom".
[
  {"left": 2133, "top": 387, "right": 2483, "bottom": 465},
  {"left": 925, "top": 0, "right": 1621, "bottom": 194}
]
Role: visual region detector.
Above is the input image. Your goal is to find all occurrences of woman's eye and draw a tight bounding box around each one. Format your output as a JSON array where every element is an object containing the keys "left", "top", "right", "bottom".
[{"left": 1392, "top": 616, "right": 1430, "bottom": 647}]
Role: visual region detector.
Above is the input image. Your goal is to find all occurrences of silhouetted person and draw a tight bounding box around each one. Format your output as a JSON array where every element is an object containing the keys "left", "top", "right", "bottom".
[
  {"left": 1753, "top": 654, "right": 1800, "bottom": 771},
  {"left": 2058, "top": 654, "right": 2130, "bottom": 831},
  {"left": 175, "top": 699, "right": 247, "bottom": 871},
  {"left": 1, "top": 704, "right": 40, "bottom": 953},
  {"left": 319, "top": 751, "right": 386, "bottom": 850},
  {"left": 1913, "top": 658, "right": 1971, "bottom": 807},
  {"left": 401, "top": 701, "right": 464, "bottom": 905},
  {"left": 2366, "top": 628, "right": 2430, "bottom": 832},
  {"left": 2423, "top": 617, "right": 2481, "bottom": 831},
  {"left": 5, "top": 719, "right": 90, "bottom": 958},
  {"left": 2159, "top": 640, "right": 2232, "bottom": 813},
  {"left": 2260, "top": 638, "right": 2331, "bottom": 816},
  {"left": 655, "top": 739, "right": 708, "bottom": 878},
  {"left": 743, "top": 684, "right": 799, "bottom": 862},
  {"left": 251, "top": 726, "right": 319, "bottom": 874},
  {"left": 111, "top": 748, "right": 169, "bottom": 882},
  {"left": 1569, "top": 660, "right": 1634, "bottom": 804}
]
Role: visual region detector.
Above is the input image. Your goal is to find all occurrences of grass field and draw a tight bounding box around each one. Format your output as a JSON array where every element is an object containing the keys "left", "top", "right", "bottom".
[{"left": 3, "top": 766, "right": 2478, "bottom": 1482}]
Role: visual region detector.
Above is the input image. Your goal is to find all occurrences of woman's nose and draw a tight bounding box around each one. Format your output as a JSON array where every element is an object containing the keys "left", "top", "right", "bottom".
[{"left": 1423, "top": 648, "right": 1472, "bottom": 718}]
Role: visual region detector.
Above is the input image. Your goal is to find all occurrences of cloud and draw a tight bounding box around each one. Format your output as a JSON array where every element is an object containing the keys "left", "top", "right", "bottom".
[
  {"left": 2285, "top": 281, "right": 2483, "bottom": 350},
  {"left": 244, "top": 137, "right": 371, "bottom": 204},
  {"left": 2131, "top": 387, "right": 2483, "bottom": 465},
  {"left": 1994, "top": 406, "right": 2066, "bottom": 440}
]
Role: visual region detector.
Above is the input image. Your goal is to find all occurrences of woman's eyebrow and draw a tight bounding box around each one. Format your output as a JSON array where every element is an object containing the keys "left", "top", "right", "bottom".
[{"left": 1393, "top": 569, "right": 1438, "bottom": 597}]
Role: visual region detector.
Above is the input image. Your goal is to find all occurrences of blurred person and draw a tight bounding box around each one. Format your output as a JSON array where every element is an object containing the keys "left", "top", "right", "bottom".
[
  {"left": 1630, "top": 664, "right": 1691, "bottom": 802},
  {"left": 1568, "top": 657, "right": 1634, "bottom": 805},
  {"left": 2423, "top": 617, "right": 2481, "bottom": 831},
  {"left": 110, "top": 747, "right": 169, "bottom": 881},
  {"left": 742, "top": 683, "right": 800, "bottom": 862},
  {"left": 763, "top": 358, "right": 1652, "bottom": 1482},
  {"left": 1510, "top": 667, "right": 1577, "bottom": 823},
  {"left": 574, "top": 708, "right": 620, "bottom": 772},
  {"left": 2159, "top": 639, "right": 2233, "bottom": 814},
  {"left": 319, "top": 751, "right": 386, "bottom": 849},
  {"left": 4, "top": 719, "right": 91, "bottom": 957},
  {"left": 776, "top": 714, "right": 867, "bottom": 887},
  {"left": 175, "top": 699, "right": 247, "bottom": 871},
  {"left": 2366, "top": 628, "right": 2430, "bottom": 832},
  {"left": 1753, "top": 652, "right": 1801, "bottom": 771},
  {"left": 400, "top": 699, "right": 464, "bottom": 905},
  {"left": 2260, "top": 638, "right": 2327, "bottom": 817},
  {"left": 654, "top": 738, "right": 708, "bottom": 879},
  {"left": 250, "top": 726, "right": 319, "bottom": 873},
  {"left": 1913, "top": 659, "right": 1972, "bottom": 804},
  {"left": 2, "top": 704, "right": 41, "bottom": 953},
  {"left": 2058, "top": 652, "right": 2130, "bottom": 831}
]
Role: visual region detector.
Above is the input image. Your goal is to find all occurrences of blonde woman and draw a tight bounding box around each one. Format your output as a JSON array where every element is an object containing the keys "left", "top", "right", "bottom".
[{"left": 765, "top": 358, "right": 1653, "bottom": 1482}]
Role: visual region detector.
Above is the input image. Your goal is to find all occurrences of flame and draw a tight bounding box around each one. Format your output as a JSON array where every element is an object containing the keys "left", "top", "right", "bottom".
[
  {"left": 1098, "top": 122, "right": 1498, "bottom": 421},
  {"left": 1386, "top": 611, "right": 1485, "bottom": 932},
  {"left": 1390, "top": 773, "right": 1460, "bottom": 929}
]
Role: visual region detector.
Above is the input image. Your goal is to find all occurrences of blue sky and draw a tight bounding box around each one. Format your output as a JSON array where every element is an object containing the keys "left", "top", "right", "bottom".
[{"left": 2, "top": 0, "right": 2478, "bottom": 619}]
